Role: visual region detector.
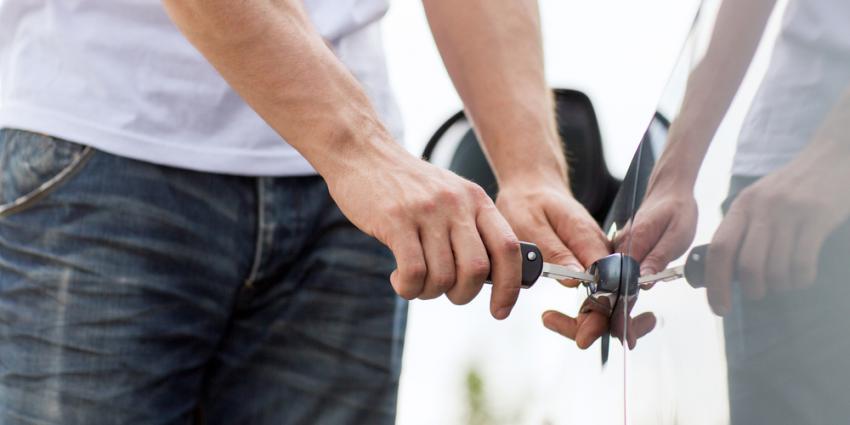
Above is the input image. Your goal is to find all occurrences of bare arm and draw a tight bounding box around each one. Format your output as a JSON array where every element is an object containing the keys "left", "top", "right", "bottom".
[
  {"left": 657, "top": 0, "right": 778, "bottom": 184},
  {"left": 706, "top": 87, "right": 850, "bottom": 314},
  {"left": 423, "top": 0, "right": 565, "bottom": 185},
  {"left": 423, "top": 0, "right": 611, "bottom": 346},
  {"left": 615, "top": 0, "right": 778, "bottom": 276},
  {"left": 424, "top": 0, "right": 609, "bottom": 273},
  {"left": 161, "top": 1, "right": 394, "bottom": 176},
  {"left": 162, "top": 0, "right": 524, "bottom": 319}
]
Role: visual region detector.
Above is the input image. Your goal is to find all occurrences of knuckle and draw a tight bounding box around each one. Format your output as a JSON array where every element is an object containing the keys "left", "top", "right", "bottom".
[
  {"left": 736, "top": 188, "right": 757, "bottom": 207},
  {"left": 437, "top": 188, "right": 462, "bottom": 207},
  {"left": 499, "top": 235, "right": 521, "bottom": 255},
  {"left": 394, "top": 282, "right": 421, "bottom": 300},
  {"left": 460, "top": 257, "right": 491, "bottom": 280},
  {"left": 642, "top": 253, "right": 666, "bottom": 268},
  {"left": 758, "top": 192, "right": 784, "bottom": 211},
  {"left": 385, "top": 204, "right": 407, "bottom": 221},
  {"left": 466, "top": 182, "right": 489, "bottom": 201},
  {"left": 446, "top": 291, "right": 474, "bottom": 306},
  {"left": 631, "top": 222, "right": 650, "bottom": 239},
  {"left": 404, "top": 262, "right": 427, "bottom": 282},
  {"left": 548, "top": 252, "right": 577, "bottom": 267},
  {"left": 498, "top": 286, "right": 522, "bottom": 305},
  {"left": 429, "top": 272, "right": 456, "bottom": 291},
  {"left": 708, "top": 241, "right": 731, "bottom": 261},
  {"left": 418, "top": 197, "right": 439, "bottom": 214},
  {"left": 737, "top": 262, "right": 761, "bottom": 282},
  {"left": 629, "top": 228, "right": 656, "bottom": 252}
]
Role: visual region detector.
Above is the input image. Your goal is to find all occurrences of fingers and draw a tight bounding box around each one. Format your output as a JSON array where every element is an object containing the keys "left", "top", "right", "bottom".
[
  {"left": 575, "top": 311, "right": 609, "bottom": 349},
  {"left": 642, "top": 213, "right": 697, "bottom": 277},
  {"left": 706, "top": 206, "right": 748, "bottom": 315},
  {"left": 736, "top": 221, "right": 770, "bottom": 300},
  {"left": 534, "top": 231, "right": 583, "bottom": 288},
  {"left": 537, "top": 230, "right": 580, "bottom": 270},
  {"left": 542, "top": 310, "right": 579, "bottom": 341},
  {"left": 766, "top": 222, "right": 797, "bottom": 292},
  {"left": 791, "top": 226, "right": 825, "bottom": 290},
  {"left": 418, "top": 224, "right": 456, "bottom": 300},
  {"left": 626, "top": 312, "right": 657, "bottom": 350},
  {"left": 387, "top": 226, "right": 427, "bottom": 300},
  {"left": 547, "top": 204, "right": 610, "bottom": 268},
  {"left": 445, "top": 222, "right": 489, "bottom": 305},
  {"left": 542, "top": 309, "right": 608, "bottom": 350},
  {"left": 618, "top": 209, "right": 669, "bottom": 273},
  {"left": 477, "top": 205, "right": 521, "bottom": 320},
  {"left": 543, "top": 308, "right": 656, "bottom": 351}
]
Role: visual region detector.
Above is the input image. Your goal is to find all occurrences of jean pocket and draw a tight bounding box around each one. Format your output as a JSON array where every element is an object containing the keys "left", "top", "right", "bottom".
[{"left": 0, "top": 129, "right": 94, "bottom": 217}]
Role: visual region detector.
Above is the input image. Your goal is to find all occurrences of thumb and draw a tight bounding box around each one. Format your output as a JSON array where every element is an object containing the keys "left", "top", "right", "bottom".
[
  {"left": 547, "top": 207, "right": 610, "bottom": 268},
  {"left": 622, "top": 210, "right": 669, "bottom": 265},
  {"left": 535, "top": 233, "right": 584, "bottom": 287},
  {"left": 641, "top": 213, "right": 697, "bottom": 277}
]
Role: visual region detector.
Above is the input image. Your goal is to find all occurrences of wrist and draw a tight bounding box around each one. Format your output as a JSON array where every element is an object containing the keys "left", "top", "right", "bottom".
[
  {"left": 497, "top": 168, "right": 573, "bottom": 202},
  {"left": 651, "top": 122, "right": 713, "bottom": 188},
  {"left": 491, "top": 130, "right": 569, "bottom": 186},
  {"left": 308, "top": 116, "right": 408, "bottom": 185},
  {"left": 649, "top": 154, "right": 699, "bottom": 191}
]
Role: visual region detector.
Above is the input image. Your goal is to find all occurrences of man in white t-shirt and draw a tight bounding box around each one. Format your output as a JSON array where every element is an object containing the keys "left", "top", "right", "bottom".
[
  {"left": 0, "top": 1, "right": 610, "bottom": 423},
  {"left": 588, "top": 0, "right": 850, "bottom": 422}
]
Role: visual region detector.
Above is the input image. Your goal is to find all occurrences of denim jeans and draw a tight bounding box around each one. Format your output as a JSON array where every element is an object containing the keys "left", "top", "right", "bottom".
[
  {"left": 0, "top": 129, "right": 407, "bottom": 424},
  {"left": 723, "top": 176, "right": 850, "bottom": 425}
]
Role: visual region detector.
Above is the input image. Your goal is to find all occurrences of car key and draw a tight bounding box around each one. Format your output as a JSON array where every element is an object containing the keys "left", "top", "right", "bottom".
[
  {"left": 637, "top": 244, "right": 709, "bottom": 288},
  {"left": 489, "top": 242, "right": 711, "bottom": 289},
  {"left": 487, "top": 242, "right": 596, "bottom": 288}
]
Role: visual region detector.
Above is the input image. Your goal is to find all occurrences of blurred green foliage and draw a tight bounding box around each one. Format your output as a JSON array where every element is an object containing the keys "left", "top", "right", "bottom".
[
  {"left": 463, "top": 368, "right": 539, "bottom": 425},
  {"left": 465, "top": 369, "right": 495, "bottom": 425}
]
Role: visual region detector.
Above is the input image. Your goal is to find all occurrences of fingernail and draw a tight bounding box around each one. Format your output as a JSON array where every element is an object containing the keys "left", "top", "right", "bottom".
[
  {"left": 495, "top": 307, "right": 512, "bottom": 320},
  {"left": 640, "top": 267, "right": 655, "bottom": 276}
]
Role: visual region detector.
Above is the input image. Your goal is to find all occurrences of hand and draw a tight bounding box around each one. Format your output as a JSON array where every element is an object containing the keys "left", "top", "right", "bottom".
[
  {"left": 705, "top": 143, "right": 850, "bottom": 315},
  {"left": 614, "top": 169, "right": 699, "bottom": 285},
  {"left": 497, "top": 173, "right": 613, "bottom": 348},
  {"left": 496, "top": 175, "right": 611, "bottom": 286},
  {"left": 542, "top": 297, "right": 657, "bottom": 349},
  {"left": 324, "top": 145, "right": 522, "bottom": 320}
]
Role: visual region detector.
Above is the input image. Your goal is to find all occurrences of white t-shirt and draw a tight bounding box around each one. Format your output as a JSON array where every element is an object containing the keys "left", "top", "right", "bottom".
[
  {"left": 733, "top": 0, "right": 850, "bottom": 176},
  {"left": 0, "top": 0, "right": 402, "bottom": 176}
]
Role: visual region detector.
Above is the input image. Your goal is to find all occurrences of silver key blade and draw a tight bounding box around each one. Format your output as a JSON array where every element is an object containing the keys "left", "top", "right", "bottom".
[
  {"left": 541, "top": 263, "right": 596, "bottom": 283},
  {"left": 637, "top": 265, "right": 684, "bottom": 286}
]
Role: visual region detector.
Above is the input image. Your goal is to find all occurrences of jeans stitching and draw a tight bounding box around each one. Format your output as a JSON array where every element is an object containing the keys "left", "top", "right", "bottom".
[
  {"left": 244, "top": 178, "right": 265, "bottom": 288},
  {"left": 0, "top": 146, "right": 95, "bottom": 217}
]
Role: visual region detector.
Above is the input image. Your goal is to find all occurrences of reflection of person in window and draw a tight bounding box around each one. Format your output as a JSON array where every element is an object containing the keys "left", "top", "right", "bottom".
[{"left": 612, "top": 0, "right": 850, "bottom": 423}]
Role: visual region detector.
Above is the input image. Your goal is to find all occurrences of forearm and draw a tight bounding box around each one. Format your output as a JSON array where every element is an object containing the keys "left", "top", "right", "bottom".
[
  {"left": 161, "top": 0, "right": 402, "bottom": 180},
  {"left": 423, "top": 0, "right": 566, "bottom": 186},
  {"left": 800, "top": 87, "right": 850, "bottom": 162},
  {"left": 657, "top": 0, "right": 777, "bottom": 186}
]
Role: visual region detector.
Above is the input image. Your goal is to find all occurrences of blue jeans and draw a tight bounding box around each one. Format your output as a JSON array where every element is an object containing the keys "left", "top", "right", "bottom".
[{"left": 0, "top": 129, "right": 406, "bottom": 424}]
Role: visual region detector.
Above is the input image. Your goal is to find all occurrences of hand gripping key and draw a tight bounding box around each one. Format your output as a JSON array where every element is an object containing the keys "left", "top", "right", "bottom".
[
  {"left": 487, "top": 242, "right": 711, "bottom": 290},
  {"left": 484, "top": 242, "right": 597, "bottom": 288}
]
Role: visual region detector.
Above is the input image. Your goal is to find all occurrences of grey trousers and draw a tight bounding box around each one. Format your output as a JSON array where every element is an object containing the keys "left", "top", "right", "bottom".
[{"left": 723, "top": 176, "right": 850, "bottom": 425}]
